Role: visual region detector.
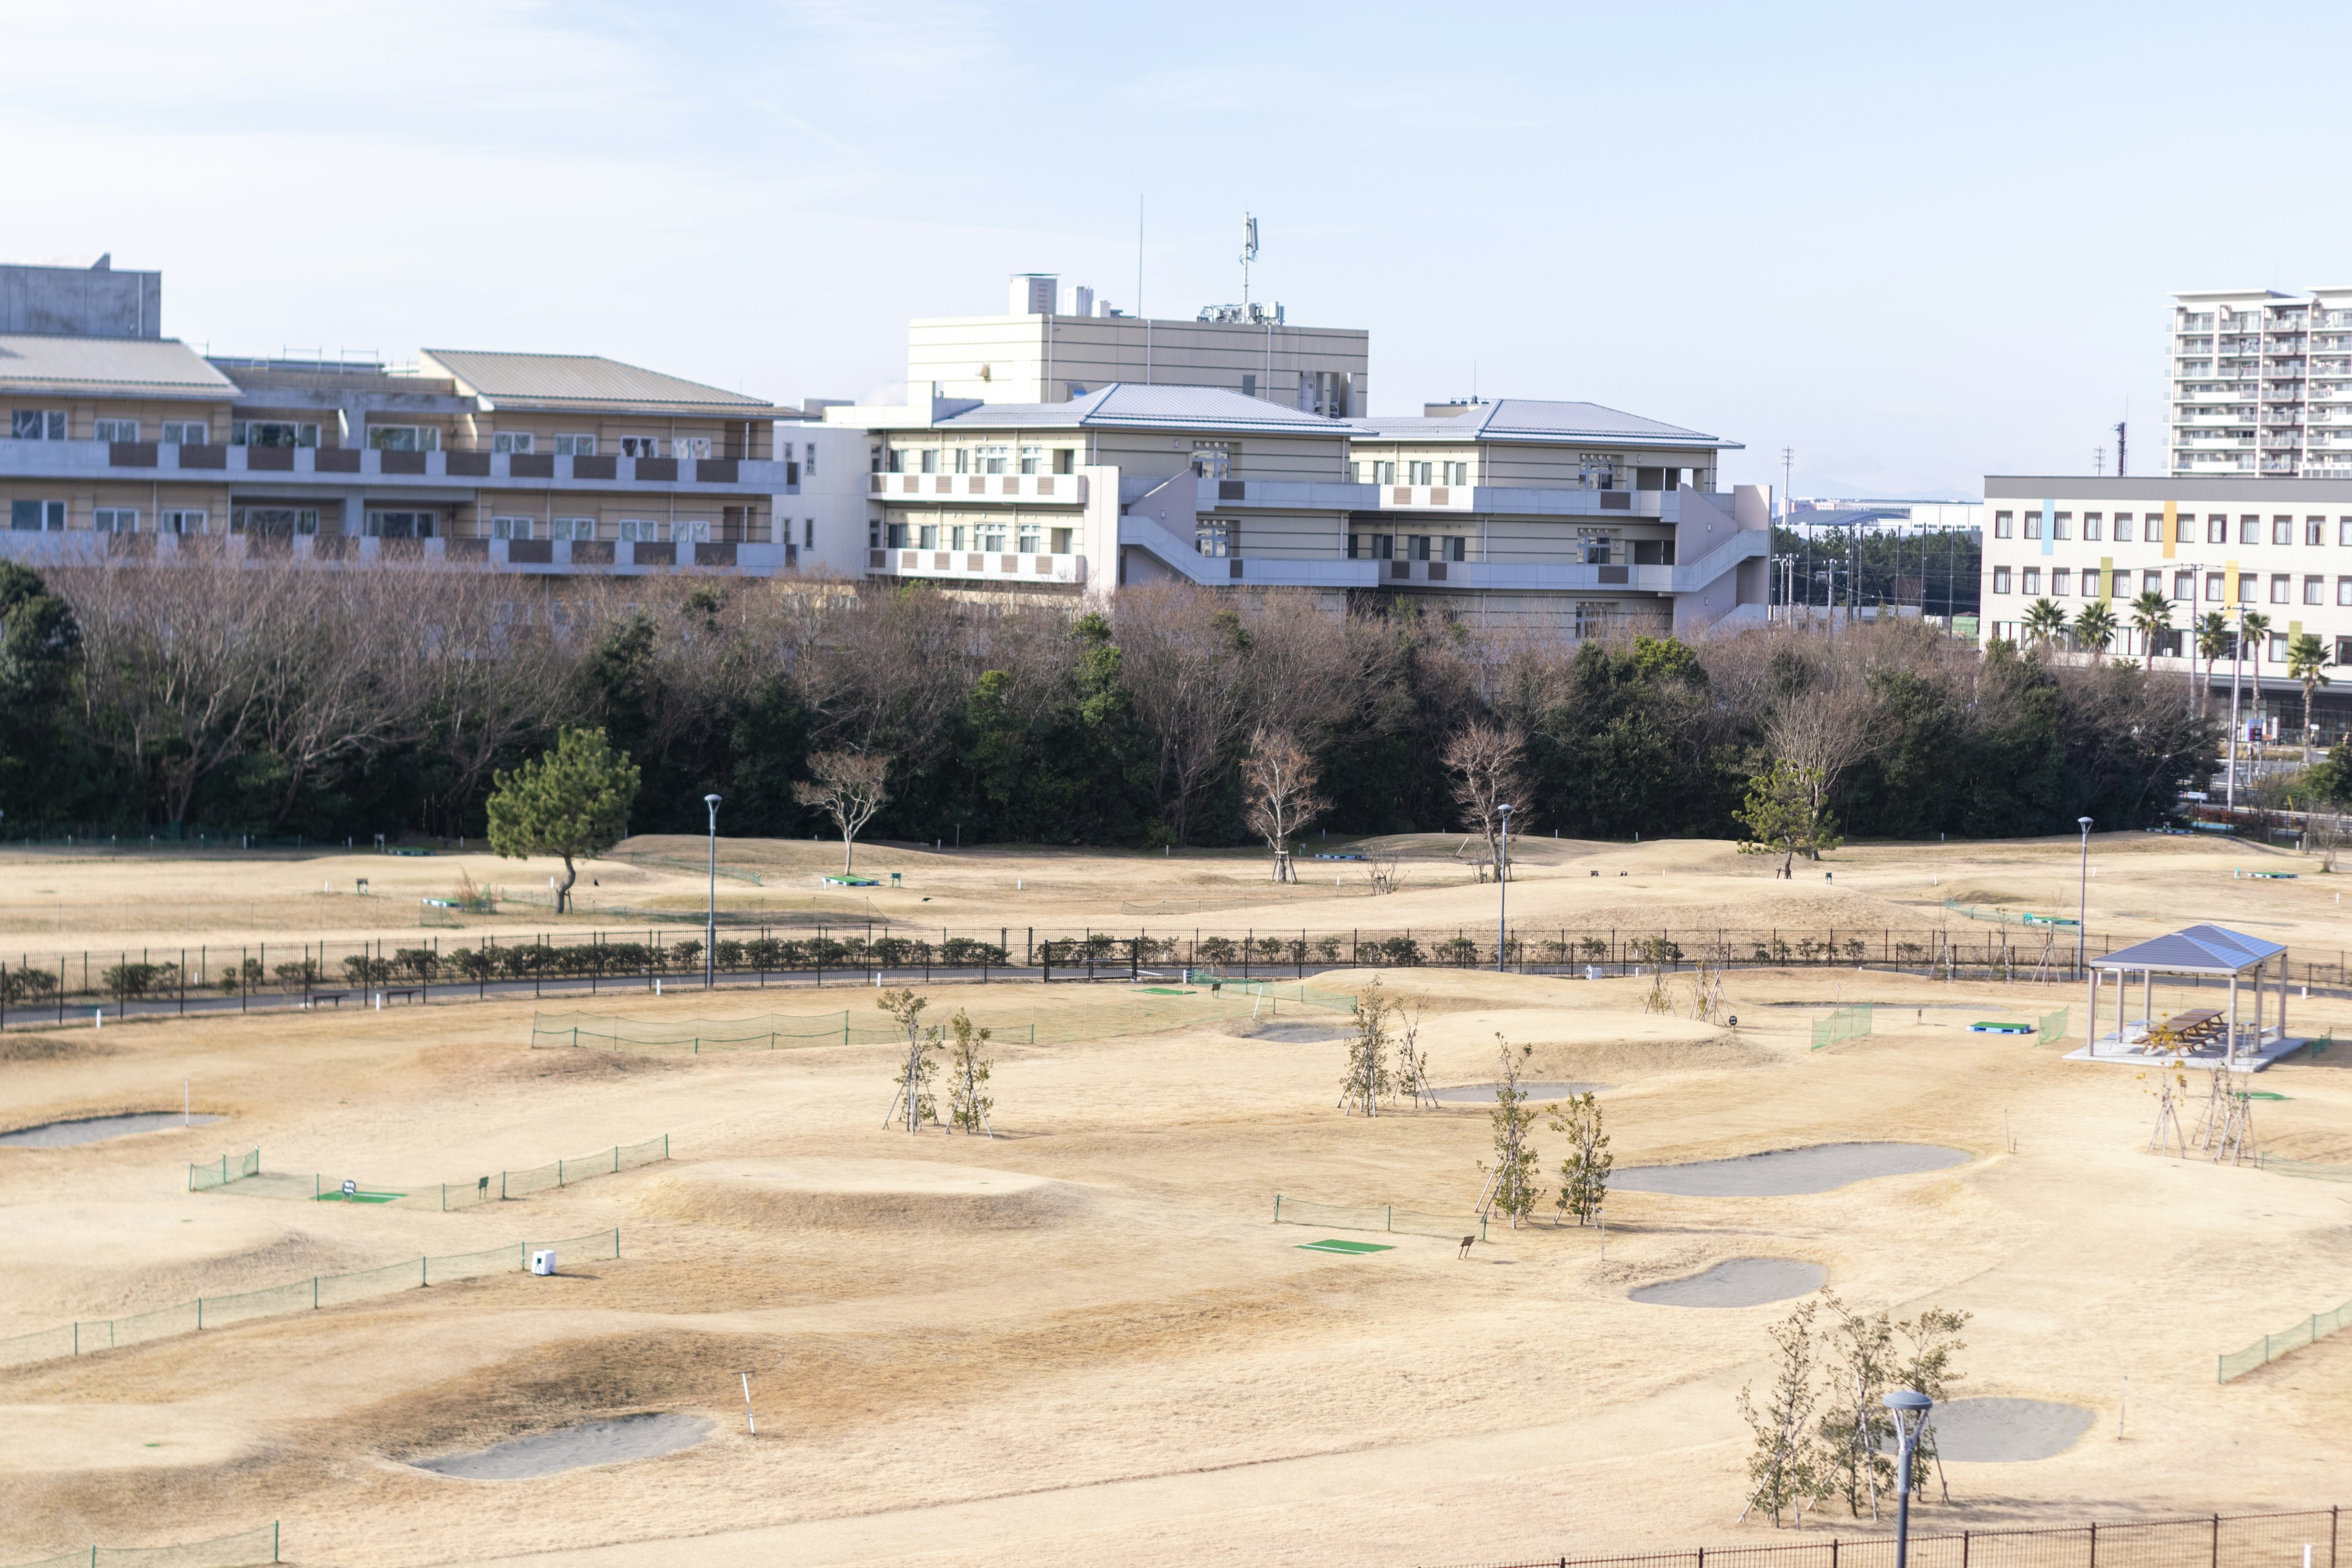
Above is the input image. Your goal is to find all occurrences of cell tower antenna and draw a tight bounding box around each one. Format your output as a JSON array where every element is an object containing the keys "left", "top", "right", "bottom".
[
  {"left": 2115, "top": 417, "right": 2127, "bottom": 478},
  {"left": 2095, "top": 446, "right": 2106, "bottom": 477},
  {"left": 1240, "top": 213, "right": 1259, "bottom": 312}
]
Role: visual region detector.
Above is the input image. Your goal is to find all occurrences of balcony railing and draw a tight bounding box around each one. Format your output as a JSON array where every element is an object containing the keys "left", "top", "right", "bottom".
[
  {"left": 0, "top": 530, "right": 801, "bottom": 575},
  {"left": 0, "top": 439, "right": 791, "bottom": 489},
  {"left": 867, "top": 547, "right": 1084, "bottom": 585},
  {"left": 868, "top": 473, "right": 1087, "bottom": 503}
]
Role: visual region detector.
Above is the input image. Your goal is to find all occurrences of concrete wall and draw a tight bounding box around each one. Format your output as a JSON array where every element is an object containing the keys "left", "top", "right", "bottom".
[{"left": 0, "top": 262, "right": 162, "bottom": 338}]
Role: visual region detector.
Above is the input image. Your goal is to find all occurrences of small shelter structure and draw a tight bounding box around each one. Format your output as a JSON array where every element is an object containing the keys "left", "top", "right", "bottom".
[{"left": 2084, "top": 924, "right": 2291, "bottom": 1068}]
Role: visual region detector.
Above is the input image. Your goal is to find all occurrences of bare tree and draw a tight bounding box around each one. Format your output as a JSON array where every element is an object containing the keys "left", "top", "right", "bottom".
[
  {"left": 1115, "top": 583, "right": 1256, "bottom": 844},
  {"left": 1240, "top": 726, "right": 1327, "bottom": 881},
  {"left": 416, "top": 573, "right": 577, "bottom": 837},
  {"left": 795, "top": 750, "right": 891, "bottom": 872},
  {"left": 1444, "top": 720, "right": 1529, "bottom": 882}
]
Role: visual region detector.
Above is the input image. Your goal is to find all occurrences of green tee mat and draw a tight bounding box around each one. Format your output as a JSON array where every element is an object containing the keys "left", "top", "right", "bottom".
[
  {"left": 1297, "top": 1238, "right": 1394, "bottom": 1254},
  {"left": 1969, "top": 1021, "right": 2033, "bottom": 1034},
  {"left": 315, "top": 1189, "right": 404, "bottom": 1204},
  {"left": 1137, "top": 987, "right": 1194, "bottom": 995}
]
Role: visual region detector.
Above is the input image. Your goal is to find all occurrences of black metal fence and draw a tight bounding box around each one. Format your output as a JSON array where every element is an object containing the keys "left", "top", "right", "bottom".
[{"left": 1426, "top": 1506, "right": 2342, "bottom": 1568}]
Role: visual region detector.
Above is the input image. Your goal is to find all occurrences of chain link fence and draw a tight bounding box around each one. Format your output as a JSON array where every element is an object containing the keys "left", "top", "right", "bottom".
[
  {"left": 1273, "top": 1195, "right": 1487, "bottom": 1242},
  {"left": 1423, "top": 1506, "right": 2342, "bottom": 1568},
  {"left": 0, "top": 1229, "right": 620, "bottom": 1370},
  {"left": 187, "top": 1137, "right": 668, "bottom": 1208},
  {"left": 2219, "top": 1298, "right": 2352, "bottom": 1382},
  {"left": 4, "top": 1522, "right": 279, "bottom": 1568}
]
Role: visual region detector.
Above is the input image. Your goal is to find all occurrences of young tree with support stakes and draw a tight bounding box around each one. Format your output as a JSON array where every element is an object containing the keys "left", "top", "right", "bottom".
[
  {"left": 876, "top": 987, "right": 940, "bottom": 1133},
  {"left": 1736, "top": 758, "right": 1842, "bottom": 879},
  {"left": 484, "top": 726, "right": 640, "bottom": 914},
  {"left": 1339, "top": 978, "right": 1394, "bottom": 1116},
  {"left": 2286, "top": 631, "right": 2331, "bottom": 762},
  {"left": 1737, "top": 1300, "right": 1827, "bottom": 1527},
  {"left": 1480, "top": 1038, "right": 1542, "bottom": 1227},
  {"left": 944, "top": 1008, "right": 993, "bottom": 1136},
  {"left": 795, "top": 750, "right": 891, "bottom": 873},
  {"left": 1549, "top": 1091, "right": 1610, "bottom": 1226},
  {"left": 1240, "top": 726, "right": 1327, "bottom": 884}
]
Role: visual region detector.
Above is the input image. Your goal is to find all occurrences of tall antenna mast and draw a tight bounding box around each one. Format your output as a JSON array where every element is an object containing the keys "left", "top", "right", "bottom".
[
  {"left": 2114, "top": 418, "right": 2127, "bottom": 478},
  {"left": 1240, "top": 213, "right": 1259, "bottom": 312}
]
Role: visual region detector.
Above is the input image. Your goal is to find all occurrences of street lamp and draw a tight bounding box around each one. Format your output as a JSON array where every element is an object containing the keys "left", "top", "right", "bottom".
[
  {"left": 1883, "top": 1389, "right": 1934, "bottom": 1568},
  {"left": 2228, "top": 605, "right": 2246, "bottom": 810},
  {"left": 2077, "top": 815, "right": 2094, "bottom": 976},
  {"left": 1495, "top": 803, "right": 1513, "bottom": 973},
  {"left": 703, "top": 793, "right": 722, "bottom": 990}
]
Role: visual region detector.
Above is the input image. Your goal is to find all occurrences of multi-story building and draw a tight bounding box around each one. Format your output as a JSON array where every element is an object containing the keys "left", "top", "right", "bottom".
[
  {"left": 2170, "top": 287, "right": 2352, "bottom": 480},
  {"left": 834, "top": 279, "right": 1771, "bottom": 634},
  {"left": 1978, "top": 475, "right": 2352, "bottom": 739},
  {"left": 1, "top": 258, "right": 831, "bottom": 576}
]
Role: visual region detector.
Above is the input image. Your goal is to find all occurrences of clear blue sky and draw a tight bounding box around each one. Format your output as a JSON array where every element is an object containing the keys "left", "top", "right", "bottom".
[{"left": 11, "top": 0, "right": 2352, "bottom": 497}]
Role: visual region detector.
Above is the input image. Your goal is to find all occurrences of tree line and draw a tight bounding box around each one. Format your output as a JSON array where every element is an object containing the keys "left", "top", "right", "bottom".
[{"left": 0, "top": 559, "right": 2212, "bottom": 849}]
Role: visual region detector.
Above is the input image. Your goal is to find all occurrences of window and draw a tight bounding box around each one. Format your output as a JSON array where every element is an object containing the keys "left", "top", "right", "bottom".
[
  {"left": 674, "top": 436, "right": 712, "bottom": 459},
  {"left": 978, "top": 445, "right": 1008, "bottom": 475},
  {"left": 552, "top": 518, "right": 596, "bottom": 541},
  {"left": 2274, "top": 516, "right": 2293, "bottom": 545},
  {"left": 94, "top": 418, "right": 138, "bottom": 443},
  {"left": 1054, "top": 448, "right": 1074, "bottom": 475},
  {"left": 1444, "top": 461, "right": 1468, "bottom": 486},
  {"left": 2269, "top": 632, "right": 2289, "bottom": 662},
  {"left": 1580, "top": 456, "right": 1618, "bottom": 489},
  {"left": 2024, "top": 512, "right": 2041, "bottom": 540},
  {"left": 620, "top": 436, "right": 663, "bottom": 459},
  {"left": 2178, "top": 515, "right": 2195, "bottom": 543},
  {"left": 2238, "top": 575, "right": 2258, "bottom": 603},
  {"left": 869, "top": 444, "right": 882, "bottom": 474},
  {"left": 2271, "top": 573, "right": 2291, "bottom": 603},
  {"left": 12, "top": 410, "right": 66, "bottom": 440},
  {"left": 1019, "top": 446, "right": 1042, "bottom": 475},
  {"left": 971, "top": 520, "right": 1003, "bottom": 551},
  {"left": 2207, "top": 516, "right": 2228, "bottom": 543},
  {"left": 2207, "top": 571, "right": 2225, "bottom": 601},
  {"left": 919, "top": 448, "right": 938, "bottom": 475},
  {"left": 1411, "top": 533, "right": 1432, "bottom": 560},
  {"left": 2341, "top": 578, "right": 2352, "bottom": 606},
  {"left": 1408, "top": 461, "right": 1433, "bottom": 486},
  {"left": 235, "top": 420, "right": 319, "bottom": 448},
  {"left": 1994, "top": 511, "right": 2015, "bottom": 538},
  {"left": 2051, "top": 568, "right": 2073, "bottom": 596},
  {"left": 160, "top": 509, "right": 206, "bottom": 535},
  {"left": 1580, "top": 531, "right": 1613, "bottom": 565},
  {"left": 2114, "top": 514, "right": 2133, "bottom": 542},
  {"left": 617, "top": 519, "right": 666, "bottom": 541},
  {"left": 804, "top": 518, "right": 813, "bottom": 548},
  {"left": 2052, "top": 512, "right": 2071, "bottom": 540},
  {"left": 9, "top": 499, "right": 64, "bottom": 530},
  {"left": 1195, "top": 518, "right": 1234, "bottom": 557},
  {"left": 1446, "top": 535, "right": 1466, "bottom": 561},
  {"left": 491, "top": 516, "right": 535, "bottom": 540},
  {"left": 231, "top": 507, "right": 319, "bottom": 535},
  {"left": 2143, "top": 570, "right": 2163, "bottom": 596},
  {"left": 954, "top": 448, "right": 970, "bottom": 475},
  {"left": 1374, "top": 460, "right": 1395, "bottom": 485},
  {"left": 493, "top": 432, "right": 534, "bottom": 454},
  {"left": 884, "top": 448, "right": 903, "bottom": 474},
  {"left": 364, "top": 509, "right": 435, "bottom": 538},
  {"left": 92, "top": 507, "right": 137, "bottom": 533},
  {"left": 803, "top": 443, "right": 816, "bottom": 476},
  {"left": 918, "top": 522, "right": 938, "bottom": 549},
  {"left": 2021, "top": 567, "right": 2041, "bottom": 594},
  {"left": 554, "top": 434, "right": 597, "bottom": 456},
  {"left": 161, "top": 421, "right": 206, "bottom": 445},
  {"left": 677, "top": 519, "right": 711, "bottom": 543},
  {"left": 2310, "top": 516, "right": 2328, "bottom": 545},
  {"left": 2082, "top": 513, "right": 2101, "bottom": 540},
  {"left": 2307, "top": 575, "right": 2326, "bottom": 605},
  {"left": 367, "top": 425, "right": 438, "bottom": 452},
  {"left": 1050, "top": 527, "right": 1073, "bottom": 554},
  {"left": 1017, "top": 522, "right": 1042, "bottom": 552},
  {"left": 2340, "top": 636, "right": 2352, "bottom": 665},
  {"left": 887, "top": 521, "right": 908, "bottom": 548},
  {"left": 948, "top": 524, "right": 967, "bottom": 550},
  {"left": 1349, "top": 533, "right": 1395, "bottom": 560},
  {"left": 2239, "top": 515, "right": 2260, "bottom": 544},
  {"left": 1189, "top": 440, "right": 1233, "bottom": 479},
  {"left": 1240, "top": 374, "right": 1257, "bottom": 398}
]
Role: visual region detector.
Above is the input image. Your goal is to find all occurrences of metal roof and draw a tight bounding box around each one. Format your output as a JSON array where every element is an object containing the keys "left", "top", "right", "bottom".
[
  {"left": 1352, "top": 398, "right": 1736, "bottom": 450},
  {"left": 0, "top": 334, "right": 238, "bottom": 401},
  {"left": 418, "top": 350, "right": 773, "bottom": 416},
  {"left": 2090, "top": 924, "right": 2286, "bottom": 975},
  {"left": 938, "top": 383, "right": 1351, "bottom": 435}
]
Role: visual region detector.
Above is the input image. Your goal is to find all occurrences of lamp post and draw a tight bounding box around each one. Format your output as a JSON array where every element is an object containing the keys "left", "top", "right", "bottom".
[
  {"left": 1495, "top": 803, "right": 1513, "bottom": 973},
  {"left": 1883, "top": 1389, "right": 1933, "bottom": 1568},
  {"left": 703, "top": 793, "right": 722, "bottom": 989},
  {"left": 2228, "top": 606, "right": 2245, "bottom": 810},
  {"left": 2076, "top": 815, "right": 2094, "bottom": 977}
]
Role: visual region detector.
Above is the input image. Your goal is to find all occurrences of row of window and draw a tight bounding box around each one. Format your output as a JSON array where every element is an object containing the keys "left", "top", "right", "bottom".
[
  {"left": 1994, "top": 510, "right": 2352, "bottom": 545},
  {"left": 1347, "top": 533, "right": 1468, "bottom": 560},
  {"left": 10, "top": 409, "right": 715, "bottom": 458},
  {"left": 1354, "top": 461, "right": 1472, "bottom": 486},
  {"left": 1991, "top": 564, "right": 2352, "bottom": 606},
  {"left": 881, "top": 445, "right": 1078, "bottom": 477},
  {"left": 885, "top": 520, "right": 1075, "bottom": 553}
]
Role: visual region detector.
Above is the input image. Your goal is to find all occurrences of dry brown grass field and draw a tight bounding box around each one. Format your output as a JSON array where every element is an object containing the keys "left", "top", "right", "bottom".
[{"left": 1, "top": 830, "right": 2349, "bottom": 1568}]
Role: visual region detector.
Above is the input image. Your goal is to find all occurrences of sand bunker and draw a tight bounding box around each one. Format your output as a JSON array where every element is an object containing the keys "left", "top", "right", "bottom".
[
  {"left": 413, "top": 1413, "right": 711, "bottom": 1480},
  {"left": 0, "top": 1112, "right": 222, "bottom": 1147},
  {"left": 1612, "top": 1142, "right": 1969, "bottom": 1196},
  {"left": 1430, "top": 1080, "right": 1608, "bottom": 1104},
  {"left": 639, "top": 1157, "right": 1087, "bottom": 1231},
  {"left": 1896, "top": 1398, "right": 2095, "bottom": 1461},
  {"left": 1230, "top": 1020, "right": 1354, "bottom": 1043},
  {"left": 1629, "top": 1257, "right": 1825, "bottom": 1307}
]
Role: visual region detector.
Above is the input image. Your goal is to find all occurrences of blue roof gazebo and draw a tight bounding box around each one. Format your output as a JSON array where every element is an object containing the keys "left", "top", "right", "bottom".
[{"left": 2086, "top": 924, "right": 2290, "bottom": 1068}]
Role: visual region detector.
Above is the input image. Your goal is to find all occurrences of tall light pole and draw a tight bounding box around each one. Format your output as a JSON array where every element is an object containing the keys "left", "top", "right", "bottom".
[
  {"left": 2228, "top": 605, "right": 2245, "bottom": 810},
  {"left": 1495, "top": 803, "right": 1513, "bottom": 972},
  {"left": 1883, "top": 1389, "right": 1933, "bottom": 1568},
  {"left": 703, "top": 793, "right": 722, "bottom": 989},
  {"left": 2076, "top": 815, "right": 2094, "bottom": 978}
]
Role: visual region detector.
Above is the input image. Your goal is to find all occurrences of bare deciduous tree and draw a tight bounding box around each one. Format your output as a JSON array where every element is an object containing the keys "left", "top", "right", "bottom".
[
  {"left": 1444, "top": 720, "right": 1529, "bottom": 882},
  {"left": 1240, "top": 726, "right": 1327, "bottom": 881},
  {"left": 794, "top": 750, "right": 891, "bottom": 872},
  {"left": 1114, "top": 583, "right": 1256, "bottom": 845}
]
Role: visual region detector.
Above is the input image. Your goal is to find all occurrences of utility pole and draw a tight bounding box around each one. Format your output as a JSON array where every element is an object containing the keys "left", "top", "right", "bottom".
[{"left": 1239, "top": 213, "right": 1257, "bottom": 314}]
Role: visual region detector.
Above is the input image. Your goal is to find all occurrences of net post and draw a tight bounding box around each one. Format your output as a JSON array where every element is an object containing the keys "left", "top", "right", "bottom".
[
  {"left": 274, "top": 1521, "right": 281, "bottom": 1562},
  {"left": 2211, "top": 1513, "right": 2218, "bottom": 1568},
  {"left": 614, "top": 1226, "right": 621, "bottom": 1259}
]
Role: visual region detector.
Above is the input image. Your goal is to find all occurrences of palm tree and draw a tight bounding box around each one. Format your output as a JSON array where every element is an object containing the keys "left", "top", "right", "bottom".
[
  {"left": 2287, "top": 631, "right": 2332, "bottom": 763},
  {"left": 2195, "top": 610, "right": 2232, "bottom": 717},
  {"left": 2237, "top": 609, "right": 2273, "bottom": 758},
  {"left": 2128, "top": 588, "right": 2173, "bottom": 666},
  {"left": 2021, "top": 597, "right": 2070, "bottom": 649},
  {"left": 2073, "top": 600, "right": 2118, "bottom": 658}
]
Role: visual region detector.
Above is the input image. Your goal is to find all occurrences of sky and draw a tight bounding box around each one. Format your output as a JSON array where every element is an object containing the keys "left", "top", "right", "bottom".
[{"left": 10, "top": 0, "right": 2352, "bottom": 499}]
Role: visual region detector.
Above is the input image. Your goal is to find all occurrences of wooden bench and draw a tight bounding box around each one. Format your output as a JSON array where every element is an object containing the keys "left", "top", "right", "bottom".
[
  {"left": 379, "top": 988, "right": 420, "bottom": 1005},
  {"left": 301, "top": 992, "right": 350, "bottom": 1009}
]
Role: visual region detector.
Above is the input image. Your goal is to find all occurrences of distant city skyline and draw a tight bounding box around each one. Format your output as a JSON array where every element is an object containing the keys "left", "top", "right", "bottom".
[{"left": 9, "top": 0, "right": 2352, "bottom": 500}]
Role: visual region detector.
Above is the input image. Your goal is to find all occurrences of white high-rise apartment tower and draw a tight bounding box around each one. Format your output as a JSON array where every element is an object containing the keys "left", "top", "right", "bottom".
[{"left": 2171, "top": 287, "right": 2352, "bottom": 480}]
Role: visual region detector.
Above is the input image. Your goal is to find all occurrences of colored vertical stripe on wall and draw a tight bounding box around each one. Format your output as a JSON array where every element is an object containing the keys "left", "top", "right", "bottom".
[
  {"left": 2099, "top": 554, "right": 2113, "bottom": 600},
  {"left": 2162, "top": 500, "right": 2177, "bottom": 560},
  {"left": 2040, "top": 499, "right": 2055, "bottom": 556}
]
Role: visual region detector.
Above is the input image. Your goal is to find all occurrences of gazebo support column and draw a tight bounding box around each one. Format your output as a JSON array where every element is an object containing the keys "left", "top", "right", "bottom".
[{"left": 2228, "top": 970, "right": 2239, "bottom": 1067}]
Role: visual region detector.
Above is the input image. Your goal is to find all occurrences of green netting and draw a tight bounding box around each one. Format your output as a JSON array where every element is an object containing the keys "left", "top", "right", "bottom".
[
  {"left": 1273, "top": 1194, "right": 1486, "bottom": 1242},
  {"left": 0, "top": 1231, "right": 620, "bottom": 1371},
  {"left": 2040, "top": 1007, "right": 2070, "bottom": 1044},
  {"left": 192, "top": 1136, "right": 669, "bottom": 1210},
  {"left": 2218, "top": 1296, "right": 2352, "bottom": 1382},
  {"left": 1810, "top": 1003, "right": 1873, "bottom": 1049},
  {"left": 91, "top": 1523, "right": 279, "bottom": 1567},
  {"left": 532, "top": 983, "right": 1351, "bottom": 1057}
]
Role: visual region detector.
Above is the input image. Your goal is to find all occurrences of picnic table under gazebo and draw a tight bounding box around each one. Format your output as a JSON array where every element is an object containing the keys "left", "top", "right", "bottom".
[{"left": 2073, "top": 924, "right": 2301, "bottom": 1071}]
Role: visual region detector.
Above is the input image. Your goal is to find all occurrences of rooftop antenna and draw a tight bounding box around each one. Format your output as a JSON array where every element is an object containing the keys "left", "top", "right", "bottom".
[
  {"left": 2095, "top": 446, "right": 2106, "bottom": 477},
  {"left": 1239, "top": 213, "right": 1258, "bottom": 312},
  {"left": 2115, "top": 417, "right": 2127, "bottom": 478},
  {"left": 1781, "top": 446, "right": 1795, "bottom": 526}
]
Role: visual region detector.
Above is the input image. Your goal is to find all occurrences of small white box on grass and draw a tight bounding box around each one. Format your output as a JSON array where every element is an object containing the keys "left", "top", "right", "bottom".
[{"left": 530, "top": 1250, "right": 557, "bottom": 1276}]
